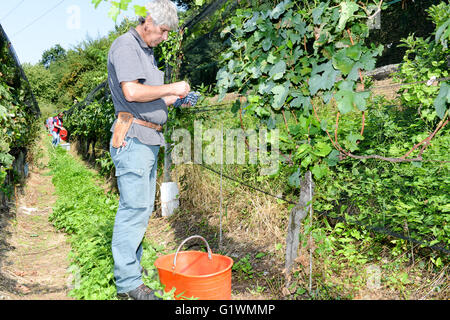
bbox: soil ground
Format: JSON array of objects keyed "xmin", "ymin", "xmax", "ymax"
[{"xmin": 0, "ymin": 133, "xmax": 73, "ymax": 300}]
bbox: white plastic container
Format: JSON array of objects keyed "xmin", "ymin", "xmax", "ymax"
[
  {"xmin": 60, "ymin": 143, "xmax": 70, "ymax": 151},
  {"xmin": 161, "ymin": 182, "xmax": 180, "ymax": 217}
]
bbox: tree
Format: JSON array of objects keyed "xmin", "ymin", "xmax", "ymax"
[
  {"xmin": 40, "ymin": 44, "xmax": 66, "ymax": 69},
  {"xmin": 22, "ymin": 63, "xmax": 57, "ymax": 103}
]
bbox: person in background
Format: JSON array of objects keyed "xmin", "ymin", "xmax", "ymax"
[
  {"xmin": 51, "ymin": 112, "xmax": 64, "ymax": 147},
  {"xmin": 45, "ymin": 116, "xmax": 54, "ymax": 134},
  {"xmin": 107, "ymin": 0, "xmax": 190, "ymax": 300}
]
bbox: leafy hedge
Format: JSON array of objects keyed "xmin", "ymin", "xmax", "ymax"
[{"xmin": 0, "ymin": 27, "xmax": 39, "ymax": 188}]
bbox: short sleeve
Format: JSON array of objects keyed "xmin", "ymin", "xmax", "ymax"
[{"xmin": 110, "ymin": 45, "xmax": 146, "ymax": 84}]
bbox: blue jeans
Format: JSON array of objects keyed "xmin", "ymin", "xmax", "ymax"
[
  {"xmin": 110, "ymin": 137, "xmax": 160, "ymax": 293},
  {"xmin": 52, "ymin": 131, "xmax": 60, "ymax": 147}
]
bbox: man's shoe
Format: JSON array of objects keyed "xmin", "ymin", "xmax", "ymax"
[{"xmin": 117, "ymin": 284, "xmax": 162, "ymax": 300}]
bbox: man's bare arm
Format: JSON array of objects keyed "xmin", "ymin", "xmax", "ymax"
[{"xmin": 121, "ymin": 80, "xmax": 190, "ymax": 103}]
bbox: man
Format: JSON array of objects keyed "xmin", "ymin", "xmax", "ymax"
[
  {"xmin": 51, "ymin": 112, "xmax": 64, "ymax": 147},
  {"xmin": 107, "ymin": 0, "xmax": 190, "ymax": 300}
]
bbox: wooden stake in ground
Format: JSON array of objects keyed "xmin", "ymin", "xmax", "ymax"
[{"xmin": 284, "ymin": 171, "xmax": 314, "ymax": 286}]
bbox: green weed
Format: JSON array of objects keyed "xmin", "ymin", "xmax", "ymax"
[{"xmin": 47, "ymin": 142, "xmax": 167, "ymax": 300}]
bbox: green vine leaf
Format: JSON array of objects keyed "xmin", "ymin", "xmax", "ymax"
[
  {"xmin": 262, "ymin": 38, "xmax": 273, "ymax": 51},
  {"xmin": 338, "ymin": 1, "xmax": 359, "ymax": 31},
  {"xmin": 335, "ymin": 91, "xmax": 354, "ymax": 113},
  {"xmin": 134, "ymin": 5, "xmax": 147, "ymax": 17},
  {"xmin": 344, "ymin": 132, "xmax": 364, "ymax": 152},
  {"xmin": 92, "ymin": 0, "xmax": 102, "ymax": 9},
  {"xmin": 108, "ymin": 5, "xmax": 121, "ymax": 22},
  {"xmin": 311, "ymin": 164, "xmax": 328, "ymax": 179},
  {"xmin": 435, "ymin": 19, "xmax": 450, "ymax": 49},
  {"xmin": 259, "ymin": 80, "xmax": 276, "ymax": 95},
  {"xmin": 354, "ymin": 91, "xmax": 371, "ymax": 111},
  {"xmin": 312, "ymin": 2, "xmax": 328, "ymax": 25},
  {"xmin": 332, "ymin": 49, "xmax": 356, "ymax": 75},
  {"xmin": 269, "ymin": 60, "xmax": 287, "ymax": 80},
  {"xmin": 309, "ymin": 61, "xmax": 341, "ymax": 95},
  {"xmin": 434, "ymin": 82, "xmax": 450, "ymax": 119},
  {"xmin": 271, "ymin": 81, "xmax": 291, "ymax": 110},
  {"xmin": 327, "ymin": 149, "xmax": 340, "ymax": 166},
  {"xmin": 216, "ymin": 68, "xmax": 233, "ymax": 91},
  {"xmin": 312, "ymin": 141, "xmax": 332, "ymax": 157},
  {"xmin": 270, "ymin": 0, "xmax": 292, "ymax": 20},
  {"xmin": 346, "ymin": 43, "xmax": 362, "ymax": 60},
  {"xmin": 334, "ymin": 80, "xmax": 370, "ymax": 113},
  {"xmin": 288, "ymin": 168, "xmax": 301, "ymax": 187},
  {"xmin": 243, "ymin": 13, "xmax": 259, "ymax": 33},
  {"xmin": 290, "ymin": 93, "xmax": 312, "ymax": 110}
]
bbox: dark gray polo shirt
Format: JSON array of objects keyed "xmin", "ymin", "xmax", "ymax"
[{"xmin": 108, "ymin": 28, "xmax": 168, "ymax": 146}]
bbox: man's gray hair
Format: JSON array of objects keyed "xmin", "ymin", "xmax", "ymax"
[{"xmin": 139, "ymin": 0, "xmax": 179, "ymax": 30}]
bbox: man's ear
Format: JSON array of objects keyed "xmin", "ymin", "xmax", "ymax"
[
  {"xmin": 145, "ymin": 15, "xmax": 155, "ymax": 27},
  {"xmin": 143, "ymin": 15, "xmax": 154, "ymax": 32}
]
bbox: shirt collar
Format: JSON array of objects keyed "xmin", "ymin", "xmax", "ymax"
[{"xmin": 129, "ymin": 27, "xmax": 154, "ymax": 53}]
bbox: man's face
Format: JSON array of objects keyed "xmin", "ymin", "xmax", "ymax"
[{"xmin": 142, "ymin": 18, "xmax": 170, "ymax": 47}]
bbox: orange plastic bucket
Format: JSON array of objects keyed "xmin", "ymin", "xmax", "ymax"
[
  {"xmin": 60, "ymin": 128, "xmax": 68, "ymax": 141},
  {"xmin": 154, "ymin": 235, "xmax": 233, "ymax": 300}
]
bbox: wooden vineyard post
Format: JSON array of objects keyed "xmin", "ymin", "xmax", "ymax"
[
  {"xmin": 284, "ymin": 171, "xmax": 314, "ymax": 289},
  {"xmin": 160, "ymin": 64, "xmax": 180, "ymax": 217},
  {"xmin": 163, "ymin": 136, "xmax": 173, "ymax": 184},
  {"xmin": 163, "ymin": 64, "xmax": 174, "ymax": 185}
]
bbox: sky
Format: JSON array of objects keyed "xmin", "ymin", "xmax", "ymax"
[{"xmin": 0, "ymin": 0, "xmax": 150, "ymax": 65}]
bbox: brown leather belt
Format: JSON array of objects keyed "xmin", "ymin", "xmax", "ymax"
[
  {"xmin": 112, "ymin": 112, "xmax": 163, "ymax": 148},
  {"xmin": 132, "ymin": 118, "xmax": 163, "ymax": 132}
]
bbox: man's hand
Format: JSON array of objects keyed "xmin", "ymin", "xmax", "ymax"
[
  {"xmin": 173, "ymin": 92, "xmax": 201, "ymax": 108},
  {"xmin": 162, "ymin": 95, "xmax": 179, "ymax": 106},
  {"xmin": 171, "ymin": 81, "xmax": 190, "ymax": 98}
]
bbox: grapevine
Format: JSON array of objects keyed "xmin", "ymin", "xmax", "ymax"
[{"xmin": 216, "ymin": 0, "xmax": 449, "ymax": 177}]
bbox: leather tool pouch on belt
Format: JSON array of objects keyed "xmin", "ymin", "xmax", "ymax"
[{"xmin": 112, "ymin": 112, "xmax": 133, "ymax": 148}]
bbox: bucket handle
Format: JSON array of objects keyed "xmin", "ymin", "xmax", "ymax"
[{"xmin": 172, "ymin": 235, "xmax": 213, "ymax": 272}]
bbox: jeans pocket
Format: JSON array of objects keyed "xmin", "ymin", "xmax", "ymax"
[
  {"xmin": 115, "ymin": 167, "xmax": 149, "ymax": 208},
  {"xmin": 110, "ymin": 137, "xmax": 134, "ymax": 160}
]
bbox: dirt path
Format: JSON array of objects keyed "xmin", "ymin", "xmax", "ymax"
[{"xmin": 0, "ymin": 134, "xmax": 73, "ymax": 300}]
